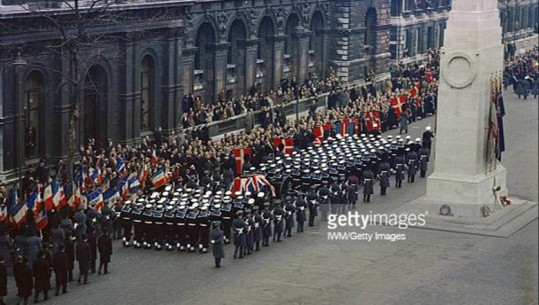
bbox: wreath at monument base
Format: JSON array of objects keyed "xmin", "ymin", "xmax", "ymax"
[
  {"xmin": 439, "ymin": 204, "xmax": 453, "ymax": 216},
  {"xmin": 500, "ymin": 196, "xmax": 512, "ymax": 206},
  {"xmin": 481, "ymin": 204, "xmax": 493, "ymax": 217}
]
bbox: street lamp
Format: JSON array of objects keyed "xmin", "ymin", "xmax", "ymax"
[{"xmin": 13, "ymin": 50, "xmax": 27, "ymax": 184}]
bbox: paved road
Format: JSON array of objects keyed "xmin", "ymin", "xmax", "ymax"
[{"xmin": 4, "ymin": 93, "xmax": 537, "ymax": 305}]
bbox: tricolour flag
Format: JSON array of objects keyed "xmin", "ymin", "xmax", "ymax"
[
  {"xmin": 35, "ymin": 198, "xmax": 48, "ymax": 230},
  {"xmin": 42, "ymin": 183, "xmax": 54, "ymax": 211},
  {"xmin": 10, "ymin": 200, "xmax": 29, "ymax": 227},
  {"xmin": 151, "ymin": 150, "xmax": 158, "ymax": 165},
  {"xmin": 68, "ymin": 183, "xmax": 82, "ymax": 211},
  {"xmin": 86, "ymin": 189, "xmax": 104, "ymax": 212},
  {"xmin": 151, "ymin": 168, "xmax": 169, "ymax": 188},
  {"xmin": 52, "ymin": 178, "xmax": 67, "ymax": 210}
]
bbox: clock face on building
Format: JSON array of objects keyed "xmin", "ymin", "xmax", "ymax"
[{"xmin": 442, "ymin": 50, "xmax": 477, "ymax": 89}]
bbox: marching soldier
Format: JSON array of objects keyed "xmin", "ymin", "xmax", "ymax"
[
  {"xmin": 394, "ymin": 151, "xmax": 405, "ymax": 188},
  {"xmin": 186, "ymin": 204, "xmax": 199, "ymax": 253},
  {"xmin": 232, "ymin": 211, "xmax": 246, "ymax": 259},
  {"xmin": 210, "ymin": 221, "xmax": 224, "ymax": 268},
  {"xmin": 295, "ymin": 196, "xmax": 306, "ymax": 232},
  {"xmin": 272, "ymin": 200, "xmax": 285, "ymax": 242},
  {"xmin": 422, "ymin": 126, "xmax": 434, "ymax": 153},
  {"xmin": 244, "ymin": 209, "xmax": 254, "ymax": 255},
  {"xmin": 175, "ymin": 205, "xmax": 188, "ymax": 251},
  {"xmin": 406, "ymin": 147, "xmax": 418, "ymax": 183},
  {"xmin": 379, "ymin": 159, "xmax": 390, "ymax": 195},
  {"xmin": 142, "ymin": 203, "xmax": 154, "ymax": 249},
  {"xmin": 306, "ymin": 186, "xmax": 319, "ymax": 226},
  {"xmin": 419, "ymin": 144, "xmax": 430, "ymax": 178},
  {"xmin": 120, "ymin": 201, "xmax": 133, "ymax": 247},
  {"xmin": 284, "ymin": 199, "xmax": 295, "ymax": 238},
  {"xmin": 132, "ymin": 200, "xmax": 144, "ymax": 248},
  {"xmin": 318, "ymin": 183, "xmax": 330, "ymax": 221},
  {"xmin": 152, "ymin": 204, "xmax": 165, "ymax": 250},
  {"xmin": 220, "ymin": 197, "xmax": 233, "ymax": 244},
  {"xmin": 261, "ymin": 202, "xmax": 273, "ymax": 247},
  {"xmin": 164, "ymin": 205, "xmax": 176, "ymax": 251},
  {"xmin": 252, "ymin": 206, "xmax": 263, "ymax": 251},
  {"xmin": 362, "ymin": 166, "xmax": 374, "ymax": 202},
  {"xmin": 197, "ymin": 206, "xmax": 210, "ymax": 253}
]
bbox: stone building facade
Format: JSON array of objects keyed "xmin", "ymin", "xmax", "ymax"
[{"xmin": 0, "ymin": 0, "xmax": 537, "ymax": 180}]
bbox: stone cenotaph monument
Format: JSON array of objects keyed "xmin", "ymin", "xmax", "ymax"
[
  {"xmin": 392, "ymin": 0, "xmax": 537, "ymax": 236},
  {"xmin": 424, "ymin": 0, "xmax": 507, "ymax": 216}
]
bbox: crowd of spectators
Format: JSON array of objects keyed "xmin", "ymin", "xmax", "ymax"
[{"xmin": 503, "ymin": 46, "xmax": 538, "ymax": 99}]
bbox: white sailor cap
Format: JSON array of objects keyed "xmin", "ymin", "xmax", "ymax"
[
  {"xmin": 200, "ymin": 206, "xmax": 208, "ymax": 211},
  {"xmin": 165, "ymin": 186, "xmax": 172, "ymax": 192},
  {"xmin": 234, "ymin": 191, "xmax": 242, "ymax": 197},
  {"xmin": 158, "ymin": 198, "xmax": 167, "ymax": 204},
  {"xmin": 214, "ymin": 204, "xmax": 221, "ymax": 209},
  {"xmin": 245, "ymin": 191, "xmax": 252, "ymax": 197},
  {"xmin": 166, "ymin": 205, "xmax": 174, "ymax": 211},
  {"xmin": 405, "ymin": 135, "xmax": 411, "ymax": 140},
  {"xmin": 161, "ymin": 192, "xmax": 169, "ymax": 197},
  {"xmin": 426, "ymin": 126, "xmax": 432, "ymax": 131},
  {"xmin": 225, "ymin": 191, "xmax": 232, "ymax": 196},
  {"xmin": 415, "ymin": 138, "xmax": 421, "ymax": 142},
  {"xmin": 124, "ymin": 200, "xmax": 132, "ymax": 205},
  {"xmin": 145, "ymin": 204, "xmax": 153, "ymax": 209},
  {"xmin": 257, "ymin": 192, "xmax": 265, "ymax": 198},
  {"xmin": 156, "ymin": 204, "xmax": 163, "ymax": 209},
  {"xmin": 150, "ymin": 192, "xmax": 160, "ymax": 199}
]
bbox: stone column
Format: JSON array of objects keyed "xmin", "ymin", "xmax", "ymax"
[
  {"xmin": 238, "ymin": 39, "xmax": 259, "ymax": 95},
  {"xmin": 209, "ymin": 43, "xmax": 229, "ymax": 101},
  {"xmin": 161, "ymin": 29, "xmax": 180, "ymax": 131},
  {"xmin": 0, "ymin": 65, "xmax": 17, "ymax": 175},
  {"xmin": 294, "ymin": 29, "xmax": 311, "ymax": 82},
  {"xmin": 118, "ymin": 37, "xmax": 137, "ymax": 143},
  {"xmin": 181, "ymin": 47, "xmax": 196, "ymax": 100},
  {"xmin": 272, "ymin": 35, "xmax": 287, "ymax": 89},
  {"xmin": 174, "ymin": 29, "xmax": 183, "ymax": 128}
]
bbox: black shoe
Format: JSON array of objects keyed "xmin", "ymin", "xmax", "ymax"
[
  {"xmin": 55, "ymin": 292, "xmax": 59, "ymax": 297},
  {"xmin": 98, "ymin": 270, "xmax": 101, "ymax": 275},
  {"xmin": 216, "ymin": 265, "xmax": 221, "ymax": 268},
  {"xmin": 233, "ymin": 255, "xmax": 237, "ymax": 259},
  {"xmin": 77, "ymin": 279, "xmax": 81, "ymax": 285}
]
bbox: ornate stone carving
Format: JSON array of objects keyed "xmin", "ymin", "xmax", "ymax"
[
  {"xmin": 216, "ymin": 12, "xmax": 228, "ymax": 37},
  {"xmin": 276, "ymin": 8, "xmax": 287, "ymax": 31},
  {"xmin": 246, "ymin": 9, "xmax": 260, "ymax": 37},
  {"xmin": 183, "ymin": 13, "xmax": 195, "ymax": 45},
  {"xmin": 301, "ymin": 3, "xmax": 311, "ymax": 25}
]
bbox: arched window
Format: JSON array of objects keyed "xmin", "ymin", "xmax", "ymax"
[
  {"xmin": 83, "ymin": 65, "xmax": 107, "ymax": 143},
  {"xmin": 141, "ymin": 55, "xmax": 154, "ymax": 132},
  {"xmin": 25, "ymin": 71, "xmax": 44, "ymax": 159},
  {"xmin": 365, "ymin": 8, "xmax": 378, "ymax": 56}
]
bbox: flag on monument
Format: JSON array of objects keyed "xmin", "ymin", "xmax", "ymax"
[{"xmin": 496, "ymin": 94, "xmax": 506, "ymax": 161}]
